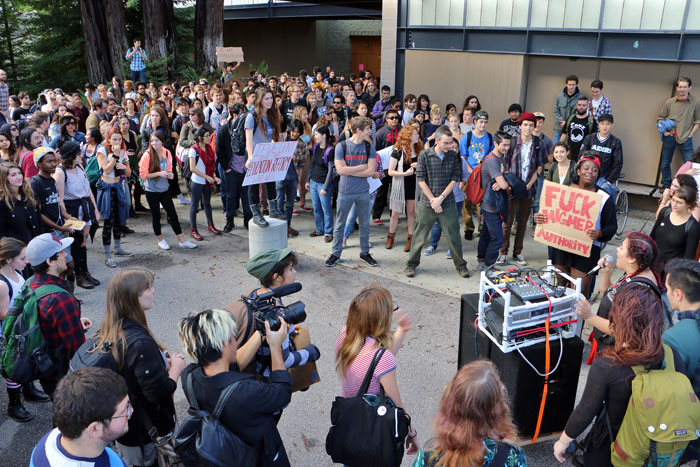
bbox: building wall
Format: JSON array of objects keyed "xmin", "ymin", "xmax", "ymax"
[
  {"xmin": 223, "ymin": 18, "xmax": 381, "ymax": 78},
  {"xmin": 403, "ymin": 50, "xmax": 698, "ymax": 188}
]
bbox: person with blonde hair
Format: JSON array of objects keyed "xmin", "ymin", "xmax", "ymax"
[
  {"xmin": 335, "ymin": 284, "xmax": 418, "ymax": 457},
  {"xmin": 178, "ymin": 308, "xmax": 292, "ymax": 466},
  {"xmin": 92, "ymin": 268, "xmax": 187, "ymax": 466},
  {"xmin": 413, "ymin": 360, "xmax": 526, "ymax": 467}
]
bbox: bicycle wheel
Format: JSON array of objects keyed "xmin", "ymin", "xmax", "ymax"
[{"xmin": 615, "ymin": 189, "xmax": 629, "ymax": 238}]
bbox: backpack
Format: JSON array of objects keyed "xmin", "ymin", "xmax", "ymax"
[
  {"xmin": 230, "ymin": 111, "xmax": 256, "ymax": 156},
  {"xmin": 0, "ymin": 281, "xmax": 66, "ymax": 384},
  {"xmin": 312, "ymin": 143, "xmax": 334, "ymax": 167},
  {"xmin": 69, "ymin": 337, "xmax": 120, "ymax": 373},
  {"xmin": 465, "ymin": 154, "xmax": 499, "ymax": 204},
  {"xmin": 181, "ymin": 148, "xmax": 199, "ymax": 181},
  {"xmin": 174, "ymin": 367, "xmax": 257, "ymax": 466},
  {"xmin": 463, "ymin": 131, "xmax": 493, "ymax": 158},
  {"xmin": 610, "ymin": 344, "xmax": 700, "ymax": 466},
  {"xmin": 84, "ymin": 145, "xmax": 103, "ymax": 185}
]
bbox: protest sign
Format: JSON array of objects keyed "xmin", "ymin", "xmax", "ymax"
[
  {"xmin": 534, "ymin": 181, "xmax": 603, "ymax": 257},
  {"xmin": 216, "ymin": 47, "xmax": 244, "ymax": 63},
  {"xmin": 242, "ymin": 141, "xmax": 297, "ymax": 186}
]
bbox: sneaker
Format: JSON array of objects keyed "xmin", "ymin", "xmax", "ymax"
[
  {"xmin": 158, "ymin": 239, "xmax": 171, "ymax": 250},
  {"xmin": 496, "ymin": 254, "xmax": 508, "ymax": 264},
  {"xmin": 299, "ymin": 204, "xmax": 313, "ymax": 212},
  {"xmin": 404, "ymin": 266, "xmax": 416, "ymax": 277},
  {"xmin": 292, "ymin": 210, "xmax": 300, "ymax": 217},
  {"xmin": 113, "ymin": 248, "xmax": 133, "ymax": 257},
  {"xmin": 477, "ymin": 262, "xmax": 485, "ymax": 272},
  {"xmin": 513, "ymin": 254, "xmax": 528, "ymax": 266},
  {"xmin": 424, "ymin": 246, "xmax": 436, "ymax": 256},
  {"xmin": 373, "ymin": 219, "xmax": 383, "ymax": 225},
  {"xmin": 325, "ymin": 254, "xmax": 340, "ymax": 267},
  {"xmin": 446, "ymin": 249, "xmax": 451, "ymax": 259},
  {"xmin": 464, "ymin": 231, "xmax": 473, "ymax": 240},
  {"xmin": 179, "ymin": 240, "xmax": 198, "ymax": 249},
  {"xmin": 360, "ymin": 253, "xmax": 378, "ymax": 267},
  {"xmin": 458, "ymin": 267, "xmax": 471, "ymax": 278},
  {"xmin": 105, "ymin": 258, "xmax": 117, "ymax": 268},
  {"xmin": 178, "ymin": 196, "xmax": 191, "ymax": 205}
]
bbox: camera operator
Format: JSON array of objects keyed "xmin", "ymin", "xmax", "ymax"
[
  {"xmin": 224, "ymin": 247, "xmax": 320, "ymax": 378},
  {"xmin": 178, "ymin": 309, "xmax": 292, "ymax": 466}
]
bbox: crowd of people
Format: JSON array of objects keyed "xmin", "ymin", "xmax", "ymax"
[{"xmin": 0, "ymin": 50, "xmax": 699, "ymax": 466}]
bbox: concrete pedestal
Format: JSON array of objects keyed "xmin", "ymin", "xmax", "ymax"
[{"xmin": 248, "ymin": 217, "xmax": 288, "ymax": 258}]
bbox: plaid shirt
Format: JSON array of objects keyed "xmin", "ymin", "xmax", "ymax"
[
  {"xmin": 503, "ymin": 135, "xmax": 545, "ymax": 199},
  {"xmin": 592, "ymin": 95, "xmax": 612, "ymax": 121},
  {"xmin": 0, "ymin": 82, "xmax": 8, "ymax": 113},
  {"xmin": 125, "ymin": 47, "xmax": 148, "ymax": 71},
  {"xmin": 31, "ymin": 273, "xmax": 85, "ymax": 375},
  {"xmin": 415, "ymin": 147, "xmax": 461, "ymax": 208}
]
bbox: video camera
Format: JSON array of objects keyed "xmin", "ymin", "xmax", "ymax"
[{"xmin": 240, "ymin": 282, "xmax": 306, "ymax": 335}]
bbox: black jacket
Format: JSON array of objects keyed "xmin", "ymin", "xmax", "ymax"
[
  {"xmin": 580, "ymin": 133, "xmax": 623, "ymax": 183},
  {"xmin": 216, "ymin": 117, "xmax": 234, "ymax": 170},
  {"xmin": 374, "ymin": 124, "xmax": 400, "ymax": 151},
  {"xmin": 0, "ymin": 196, "xmax": 44, "ymax": 243},
  {"xmin": 183, "ymin": 363, "xmax": 293, "ymax": 467},
  {"xmin": 117, "ymin": 319, "xmax": 177, "ymax": 447}
]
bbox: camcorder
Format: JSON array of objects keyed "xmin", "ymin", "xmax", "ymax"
[{"xmin": 240, "ymin": 282, "xmax": 306, "ymax": 335}]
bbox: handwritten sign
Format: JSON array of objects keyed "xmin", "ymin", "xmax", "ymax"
[
  {"xmin": 242, "ymin": 141, "xmax": 297, "ymax": 186},
  {"xmin": 216, "ymin": 47, "xmax": 244, "ymax": 63},
  {"xmin": 534, "ymin": 181, "xmax": 603, "ymax": 257}
]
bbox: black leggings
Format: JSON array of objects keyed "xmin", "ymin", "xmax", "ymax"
[
  {"xmin": 102, "ymin": 188, "xmax": 122, "ymax": 246},
  {"xmin": 70, "ymin": 236, "xmax": 88, "ymax": 275},
  {"xmin": 248, "ymin": 182, "xmax": 276, "ymax": 205},
  {"xmin": 146, "ymin": 191, "xmax": 183, "ymax": 236},
  {"xmin": 190, "ymin": 182, "xmax": 213, "ymax": 227}
]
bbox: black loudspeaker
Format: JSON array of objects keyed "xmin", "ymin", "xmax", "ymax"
[{"xmin": 458, "ymin": 294, "xmax": 584, "ymax": 437}]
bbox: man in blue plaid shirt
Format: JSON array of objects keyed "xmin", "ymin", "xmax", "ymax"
[{"xmin": 125, "ymin": 39, "xmax": 147, "ymax": 84}]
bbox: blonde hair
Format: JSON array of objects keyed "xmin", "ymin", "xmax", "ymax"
[
  {"xmin": 336, "ymin": 284, "xmax": 394, "ymax": 376},
  {"xmin": 292, "ymin": 105, "xmax": 312, "ymax": 137},
  {"xmin": 430, "ymin": 104, "xmax": 441, "ymax": 119},
  {"xmin": 178, "ymin": 309, "xmax": 238, "ymax": 365},
  {"xmin": 0, "ymin": 162, "xmax": 36, "ymax": 210}
]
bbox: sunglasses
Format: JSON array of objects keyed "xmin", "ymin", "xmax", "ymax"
[
  {"xmin": 333, "ymin": 101, "xmax": 342, "ymax": 104},
  {"xmin": 66, "ymin": 121, "xmax": 75, "ymax": 126},
  {"xmin": 386, "ymin": 116, "xmax": 399, "ymax": 120}
]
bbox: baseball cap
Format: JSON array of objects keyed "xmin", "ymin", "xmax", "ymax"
[
  {"xmin": 26, "ymin": 233, "xmax": 73, "ymax": 266},
  {"xmin": 518, "ymin": 112, "xmax": 537, "ymax": 124},
  {"xmin": 474, "ymin": 110, "xmax": 489, "ymax": 121},
  {"xmin": 598, "ymin": 113, "xmax": 614, "ymax": 123},
  {"xmin": 33, "ymin": 147, "xmax": 55, "ymax": 167},
  {"xmin": 247, "ymin": 247, "xmax": 293, "ymax": 280},
  {"xmin": 534, "ymin": 112, "xmax": 546, "ymax": 120}
]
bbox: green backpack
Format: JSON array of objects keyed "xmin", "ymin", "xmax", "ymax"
[
  {"xmin": 84, "ymin": 144, "xmax": 104, "ymax": 185},
  {"xmin": 611, "ymin": 344, "xmax": 700, "ymax": 466},
  {"xmin": 0, "ymin": 281, "xmax": 65, "ymax": 384}
]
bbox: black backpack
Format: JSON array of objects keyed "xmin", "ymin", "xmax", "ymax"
[
  {"xmin": 230, "ymin": 111, "xmax": 257, "ymax": 156},
  {"xmin": 69, "ymin": 337, "xmax": 120, "ymax": 373}
]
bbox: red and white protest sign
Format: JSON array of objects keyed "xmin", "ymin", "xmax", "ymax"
[
  {"xmin": 242, "ymin": 141, "xmax": 297, "ymax": 186},
  {"xmin": 534, "ymin": 181, "xmax": 603, "ymax": 258}
]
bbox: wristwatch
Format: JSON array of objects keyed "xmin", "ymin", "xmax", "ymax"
[{"xmin": 440, "ymin": 194, "xmax": 446, "ymax": 200}]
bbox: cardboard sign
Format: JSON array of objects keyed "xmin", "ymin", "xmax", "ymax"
[
  {"xmin": 289, "ymin": 327, "xmax": 320, "ymax": 392},
  {"xmin": 216, "ymin": 47, "xmax": 244, "ymax": 63},
  {"xmin": 242, "ymin": 141, "xmax": 297, "ymax": 186},
  {"xmin": 534, "ymin": 181, "xmax": 603, "ymax": 258}
]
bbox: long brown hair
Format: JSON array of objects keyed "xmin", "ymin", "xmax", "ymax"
[
  {"xmin": 147, "ymin": 132, "xmax": 166, "ymax": 174},
  {"xmin": 335, "ymin": 284, "xmax": 394, "ymax": 376},
  {"xmin": 0, "ymin": 162, "xmax": 36, "ymax": 209},
  {"xmin": 254, "ymin": 88, "xmax": 281, "ymax": 142},
  {"xmin": 93, "ymin": 269, "xmax": 166, "ymax": 368},
  {"xmin": 600, "ymin": 285, "xmax": 664, "ymax": 367},
  {"xmin": 393, "ymin": 125, "xmax": 423, "ymax": 165},
  {"xmin": 426, "ymin": 360, "xmax": 518, "ymax": 467}
]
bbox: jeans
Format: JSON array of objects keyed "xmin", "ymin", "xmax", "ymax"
[
  {"xmin": 309, "ymin": 179, "xmax": 333, "ymax": 235},
  {"xmin": 553, "ymin": 130, "xmax": 562, "ymax": 144},
  {"xmin": 223, "ymin": 169, "xmax": 250, "ymax": 219},
  {"xmin": 332, "ymin": 192, "xmax": 370, "ymax": 257},
  {"xmin": 532, "ymin": 172, "xmax": 546, "ymax": 217},
  {"xmin": 217, "ymin": 163, "xmax": 226, "ymax": 210},
  {"xmin": 276, "ymin": 177, "xmax": 298, "ymax": 225},
  {"xmin": 596, "ymin": 177, "xmax": 618, "ymax": 200},
  {"xmin": 407, "ymin": 202, "xmax": 466, "ymax": 271},
  {"xmin": 660, "ymin": 135, "xmax": 694, "ymax": 187},
  {"xmin": 189, "ymin": 182, "xmax": 213, "ymax": 228},
  {"xmin": 248, "ymin": 182, "xmax": 276, "ymax": 205},
  {"xmin": 478, "ymin": 210, "xmax": 504, "ymax": 266},
  {"xmin": 430, "ymin": 201, "xmax": 463, "ymax": 249},
  {"xmin": 344, "ymin": 197, "xmax": 376, "ymax": 240},
  {"xmin": 130, "ymin": 69, "xmax": 147, "ymax": 84}
]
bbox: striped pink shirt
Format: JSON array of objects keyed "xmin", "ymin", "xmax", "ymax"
[{"xmin": 335, "ymin": 327, "xmax": 397, "ymax": 397}]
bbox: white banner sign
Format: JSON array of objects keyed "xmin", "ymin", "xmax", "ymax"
[{"xmin": 242, "ymin": 141, "xmax": 297, "ymax": 186}]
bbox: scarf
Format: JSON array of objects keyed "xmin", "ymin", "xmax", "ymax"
[
  {"xmin": 194, "ymin": 143, "xmax": 216, "ymax": 185},
  {"xmin": 389, "ymin": 149, "xmax": 406, "ymax": 214}
]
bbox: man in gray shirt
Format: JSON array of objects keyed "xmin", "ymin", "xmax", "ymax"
[{"xmin": 326, "ymin": 116, "xmax": 378, "ymax": 267}]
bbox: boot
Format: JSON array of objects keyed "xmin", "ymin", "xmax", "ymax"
[
  {"xmin": 223, "ymin": 217, "xmax": 234, "ymax": 233},
  {"xmin": 403, "ymin": 234, "xmax": 413, "ymax": 252},
  {"xmin": 268, "ymin": 199, "xmax": 285, "ymax": 219},
  {"xmin": 191, "ymin": 229, "xmax": 203, "ymax": 241},
  {"xmin": 84, "ymin": 271, "xmax": 100, "ymax": 286},
  {"xmin": 22, "ymin": 381, "xmax": 50, "ymax": 402},
  {"xmin": 76, "ymin": 273, "xmax": 95, "ymax": 290},
  {"xmin": 7, "ymin": 387, "xmax": 33, "ymax": 422},
  {"xmin": 244, "ymin": 213, "xmax": 252, "ymax": 230},
  {"xmin": 250, "ymin": 205, "xmax": 268, "ymax": 227},
  {"xmin": 208, "ymin": 223, "xmax": 222, "ymax": 235},
  {"xmin": 385, "ymin": 232, "xmax": 395, "ymax": 249}
]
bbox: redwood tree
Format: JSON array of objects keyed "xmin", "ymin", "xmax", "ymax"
[
  {"xmin": 142, "ymin": 0, "xmax": 178, "ymax": 78},
  {"xmin": 104, "ymin": 0, "xmax": 128, "ymax": 81},
  {"xmin": 194, "ymin": 0, "xmax": 223, "ymax": 73},
  {"xmin": 79, "ymin": 0, "xmax": 113, "ymax": 84}
]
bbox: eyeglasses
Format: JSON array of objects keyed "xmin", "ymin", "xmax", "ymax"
[{"xmin": 111, "ymin": 400, "xmax": 133, "ymax": 420}]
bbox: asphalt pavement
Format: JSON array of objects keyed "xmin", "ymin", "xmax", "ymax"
[{"xmin": 0, "ymin": 192, "xmax": 654, "ymax": 466}]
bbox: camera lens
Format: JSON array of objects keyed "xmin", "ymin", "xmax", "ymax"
[{"xmin": 281, "ymin": 301, "xmax": 306, "ymax": 326}]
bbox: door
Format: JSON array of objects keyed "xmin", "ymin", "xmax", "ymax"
[{"xmin": 350, "ymin": 36, "xmax": 381, "ymax": 77}]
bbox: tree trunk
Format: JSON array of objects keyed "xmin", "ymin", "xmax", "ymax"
[
  {"xmin": 103, "ymin": 0, "xmax": 128, "ymax": 81},
  {"xmin": 0, "ymin": 0, "xmax": 16, "ymax": 80},
  {"xmin": 195, "ymin": 0, "xmax": 223, "ymax": 74},
  {"xmin": 79, "ymin": 0, "xmax": 113, "ymax": 84},
  {"xmin": 142, "ymin": 0, "xmax": 178, "ymax": 79}
]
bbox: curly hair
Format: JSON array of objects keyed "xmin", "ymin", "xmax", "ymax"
[
  {"xmin": 393, "ymin": 125, "xmax": 423, "ymax": 166},
  {"xmin": 426, "ymin": 360, "xmax": 518, "ymax": 467},
  {"xmin": 600, "ymin": 285, "xmax": 664, "ymax": 367}
]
